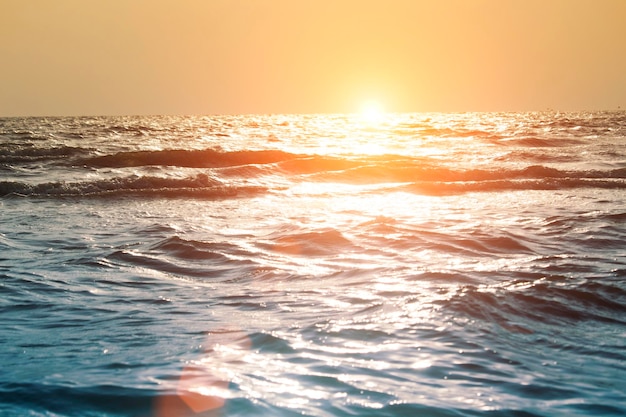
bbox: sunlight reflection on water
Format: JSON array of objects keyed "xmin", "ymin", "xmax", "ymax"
[{"xmin": 1, "ymin": 112, "xmax": 624, "ymax": 417}]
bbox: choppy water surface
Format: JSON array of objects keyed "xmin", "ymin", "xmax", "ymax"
[{"xmin": 1, "ymin": 112, "xmax": 625, "ymax": 416}]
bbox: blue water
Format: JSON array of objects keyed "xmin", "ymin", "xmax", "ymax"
[{"xmin": 1, "ymin": 112, "xmax": 625, "ymax": 416}]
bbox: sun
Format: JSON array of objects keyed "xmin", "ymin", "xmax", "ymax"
[{"xmin": 359, "ymin": 100, "xmax": 386, "ymax": 124}]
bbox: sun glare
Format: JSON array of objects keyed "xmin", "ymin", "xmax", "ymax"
[{"xmin": 359, "ymin": 100, "xmax": 385, "ymax": 124}]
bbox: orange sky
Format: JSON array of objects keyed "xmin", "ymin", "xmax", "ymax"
[{"xmin": 1, "ymin": 0, "xmax": 625, "ymax": 116}]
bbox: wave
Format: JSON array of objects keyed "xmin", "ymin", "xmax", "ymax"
[
  {"xmin": 446, "ymin": 274, "xmax": 626, "ymax": 334},
  {"xmin": 395, "ymin": 125, "xmax": 500, "ymax": 140},
  {"xmin": 319, "ymin": 163, "xmax": 626, "ymax": 191},
  {"xmin": 149, "ymin": 236, "xmax": 258, "ymax": 263},
  {"xmin": 494, "ymin": 136, "xmax": 584, "ymax": 147},
  {"xmin": 81, "ymin": 148, "xmax": 299, "ymax": 168},
  {"xmin": 150, "ymin": 236, "xmax": 236, "ymax": 261},
  {"xmin": 399, "ymin": 177, "xmax": 626, "ymax": 195},
  {"xmin": 0, "ymin": 382, "xmax": 155, "ymax": 416},
  {"xmin": 494, "ymin": 150, "xmax": 577, "ymax": 164},
  {"xmin": 2, "ymin": 163, "xmax": 624, "ymax": 198},
  {"xmin": 211, "ymin": 150, "xmax": 626, "ymax": 187},
  {"xmin": 107, "ymin": 249, "xmax": 248, "ymax": 280},
  {"xmin": 0, "ymin": 144, "xmax": 90, "ymax": 163},
  {"xmin": 259, "ymin": 229, "xmax": 357, "ymax": 256},
  {"xmin": 0, "ymin": 173, "xmax": 267, "ymax": 199}
]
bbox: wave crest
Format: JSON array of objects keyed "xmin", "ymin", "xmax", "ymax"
[
  {"xmin": 0, "ymin": 173, "xmax": 266, "ymax": 199},
  {"xmin": 81, "ymin": 148, "xmax": 298, "ymax": 168}
]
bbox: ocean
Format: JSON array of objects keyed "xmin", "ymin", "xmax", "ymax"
[{"xmin": 0, "ymin": 112, "xmax": 624, "ymax": 417}]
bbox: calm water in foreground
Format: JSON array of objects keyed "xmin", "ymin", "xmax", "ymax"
[{"xmin": 1, "ymin": 112, "xmax": 625, "ymax": 416}]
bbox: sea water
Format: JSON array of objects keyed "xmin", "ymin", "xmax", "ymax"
[{"xmin": 1, "ymin": 112, "xmax": 625, "ymax": 417}]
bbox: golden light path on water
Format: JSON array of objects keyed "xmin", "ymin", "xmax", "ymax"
[
  {"xmin": 153, "ymin": 115, "xmax": 467, "ymax": 414},
  {"xmin": 154, "ymin": 190, "xmax": 538, "ymax": 415},
  {"xmin": 66, "ymin": 111, "xmax": 621, "ymax": 416},
  {"xmin": 168, "ymin": 114, "xmax": 529, "ymax": 414}
]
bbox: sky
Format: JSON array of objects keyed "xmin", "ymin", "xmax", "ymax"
[{"xmin": 1, "ymin": 0, "xmax": 625, "ymax": 116}]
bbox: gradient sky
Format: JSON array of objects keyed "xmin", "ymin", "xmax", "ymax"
[{"xmin": 1, "ymin": 0, "xmax": 625, "ymax": 116}]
